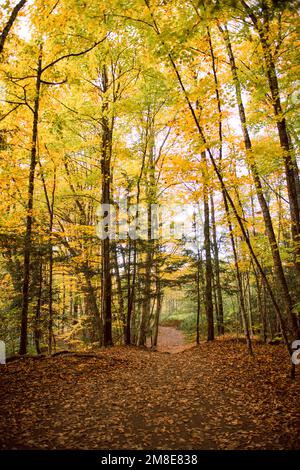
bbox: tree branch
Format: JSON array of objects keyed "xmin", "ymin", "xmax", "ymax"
[
  {"xmin": 41, "ymin": 36, "xmax": 107, "ymax": 73},
  {"xmin": 0, "ymin": 0, "xmax": 27, "ymax": 54},
  {"xmin": 40, "ymin": 78, "xmax": 67, "ymax": 85},
  {"xmin": 0, "ymin": 104, "xmax": 21, "ymax": 122}
]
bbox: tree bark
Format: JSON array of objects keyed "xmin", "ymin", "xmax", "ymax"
[
  {"xmin": 210, "ymin": 194, "xmax": 224, "ymax": 335},
  {"xmin": 127, "ymin": 111, "xmax": 151, "ymax": 345},
  {"xmin": 138, "ymin": 130, "xmax": 155, "ymax": 346},
  {"xmin": 202, "ymin": 151, "xmax": 214, "ymax": 341},
  {"xmin": 113, "ymin": 242, "xmax": 126, "ymax": 343},
  {"xmin": 34, "ymin": 261, "xmax": 43, "ymax": 355},
  {"xmin": 223, "ymin": 192, "xmax": 253, "ymax": 355},
  {"xmin": 152, "ymin": 272, "xmax": 162, "ymax": 348},
  {"xmin": 82, "ymin": 263, "xmax": 102, "ymax": 345},
  {"xmin": 19, "ymin": 44, "xmax": 42, "ymax": 355},
  {"xmin": 100, "ymin": 65, "xmax": 113, "ymax": 346}
]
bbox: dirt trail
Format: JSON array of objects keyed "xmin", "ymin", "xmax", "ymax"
[
  {"xmin": 0, "ymin": 340, "xmax": 299, "ymax": 450},
  {"xmin": 152, "ymin": 326, "xmax": 195, "ymax": 353}
]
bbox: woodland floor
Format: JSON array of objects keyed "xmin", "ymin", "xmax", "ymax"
[
  {"xmin": 146, "ymin": 325, "xmax": 194, "ymax": 353},
  {"xmin": 0, "ymin": 328, "xmax": 299, "ymax": 450}
]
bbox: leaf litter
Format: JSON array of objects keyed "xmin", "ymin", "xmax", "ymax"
[{"xmin": 0, "ymin": 338, "xmax": 299, "ymax": 450}]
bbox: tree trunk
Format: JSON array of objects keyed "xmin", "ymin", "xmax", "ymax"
[
  {"xmin": 82, "ymin": 263, "xmax": 102, "ymax": 344},
  {"xmin": 206, "ymin": 24, "xmax": 224, "ymax": 336},
  {"xmin": 254, "ymin": 267, "xmax": 267, "ymax": 343},
  {"xmin": 138, "ymin": 134, "xmax": 155, "ymax": 346},
  {"xmin": 126, "ymin": 149, "xmax": 147, "ymax": 344},
  {"xmin": 100, "ymin": 65, "xmax": 113, "ymax": 347},
  {"xmin": 19, "ymin": 44, "xmax": 42, "ymax": 355},
  {"xmin": 223, "ymin": 192, "xmax": 253, "ymax": 355},
  {"xmin": 196, "ymin": 248, "xmax": 201, "ymax": 344},
  {"xmin": 210, "ymin": 194, "xmax": 224, "ymax": 335},
  {"xmin": 153, "ymin": 272, "xmax": 162, "ymax": 348},
  {"xmin": 48, "ymin": 168, "xmax": 56, "ymax": 354},
  {"xmin": 113, "ymin": 242, "xmax": 126, "ymax": 343},
  {"xmin": 202, "ymin": 151, "xmax": 214, "ymax": 341},
  {"xmin": 126, "ymin": 232, "xmax": 133, "ymax": 345},
  {"xmin": 34, "ymin": 261, "xmax": 43, "ymax": 355}
]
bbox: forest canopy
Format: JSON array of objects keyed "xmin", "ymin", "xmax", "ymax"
[{"xmin": 0, "ymin": 0, "xmax": 299, "ymax": 365}]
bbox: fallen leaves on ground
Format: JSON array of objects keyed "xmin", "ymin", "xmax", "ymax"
[{"xmin": 0, "ymin": 337, "xmax": 299, "ymax": 450}]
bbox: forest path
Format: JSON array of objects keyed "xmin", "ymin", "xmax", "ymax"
[
  {"xmin": 0, "ymin": 340, "xmax": 299, "ymax": 450},
  {"xmin": 149, "ymin": 326, "xmax": 195, "ymax": 353}
]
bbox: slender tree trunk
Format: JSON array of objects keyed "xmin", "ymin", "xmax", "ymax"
[
  {"xmin": 138, "ymin": 215, "xmax": 152, "ymax": 346},
  {"xmin": 34, "ymin": 261, "xmax": 43, "ymax": 355},
  {"xmin": 127, "ymin": 115, "xmax": 150, "ymax": 344},
  {"xmin": 254, "ymin": 267, "xmax": 267, "ymax": 343},
  {"xmin": 19, "ymin": 44, "xmax": 42, "ymax": 355},
  {"xmin": 61, "ymin": 272, "xmax": 66, "ymax": 333},
  {"xmin": 73, "ymin": 284, "xmax": 79, "ymax": 320},
  {"xmin": 69, "ymin": 278, "xmax": 74, "ymax": 320},
  {"xmin": 113, "ymin": 243, "xmax": 126, "ymax": 343},
  {"xmin": 40, "ymin": 159, "xmax": 57, "ymax": 354},
  {"xmin": 210, "ymin": 194, "xmax": 224, "ymax": 335},
  {"xmin": 126, "ymin": 191, "xmax": 139, "ymax": 346},
  {"xmin": 223, "ymin": 193, "xmax": 253, "ymax": 355},
  {"xmin": 206, "ymin": 23, "xmax": 224, "ymax": 336},
  {"xmin": 126, "ymin": 234, "xmax": 132, "ymax": 345},
  {"xmin": 196, "ymin": 249, "xmax": 201, "ymax": 344},
  {"xmin": 48, "ymin": 168, "xmax": 56, "ymax": 354},
  {"xmin": 48, "ymin": 233, "xmax": 54, "ymax": 352},
  {"xmin": 153, "ymin": 271, "xmax": 162, "ymax": 348},
  {"xmin": 82, "ymin": 263, "xmax": 102, "ymax": 344},
  {"xmin": 138, "ymin": 132, "xmax": 155, "ymax": 346},
  {"xmin": 246, "ymin": 271, "xmax": 254, "ymax": 337},
  {"xmin": 202, "ymin": 151, "xmax": 214, "ymax": 341},
  {"xmin": 100, "ymin": 65, "xmax": 113, "ymax": 346}
]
